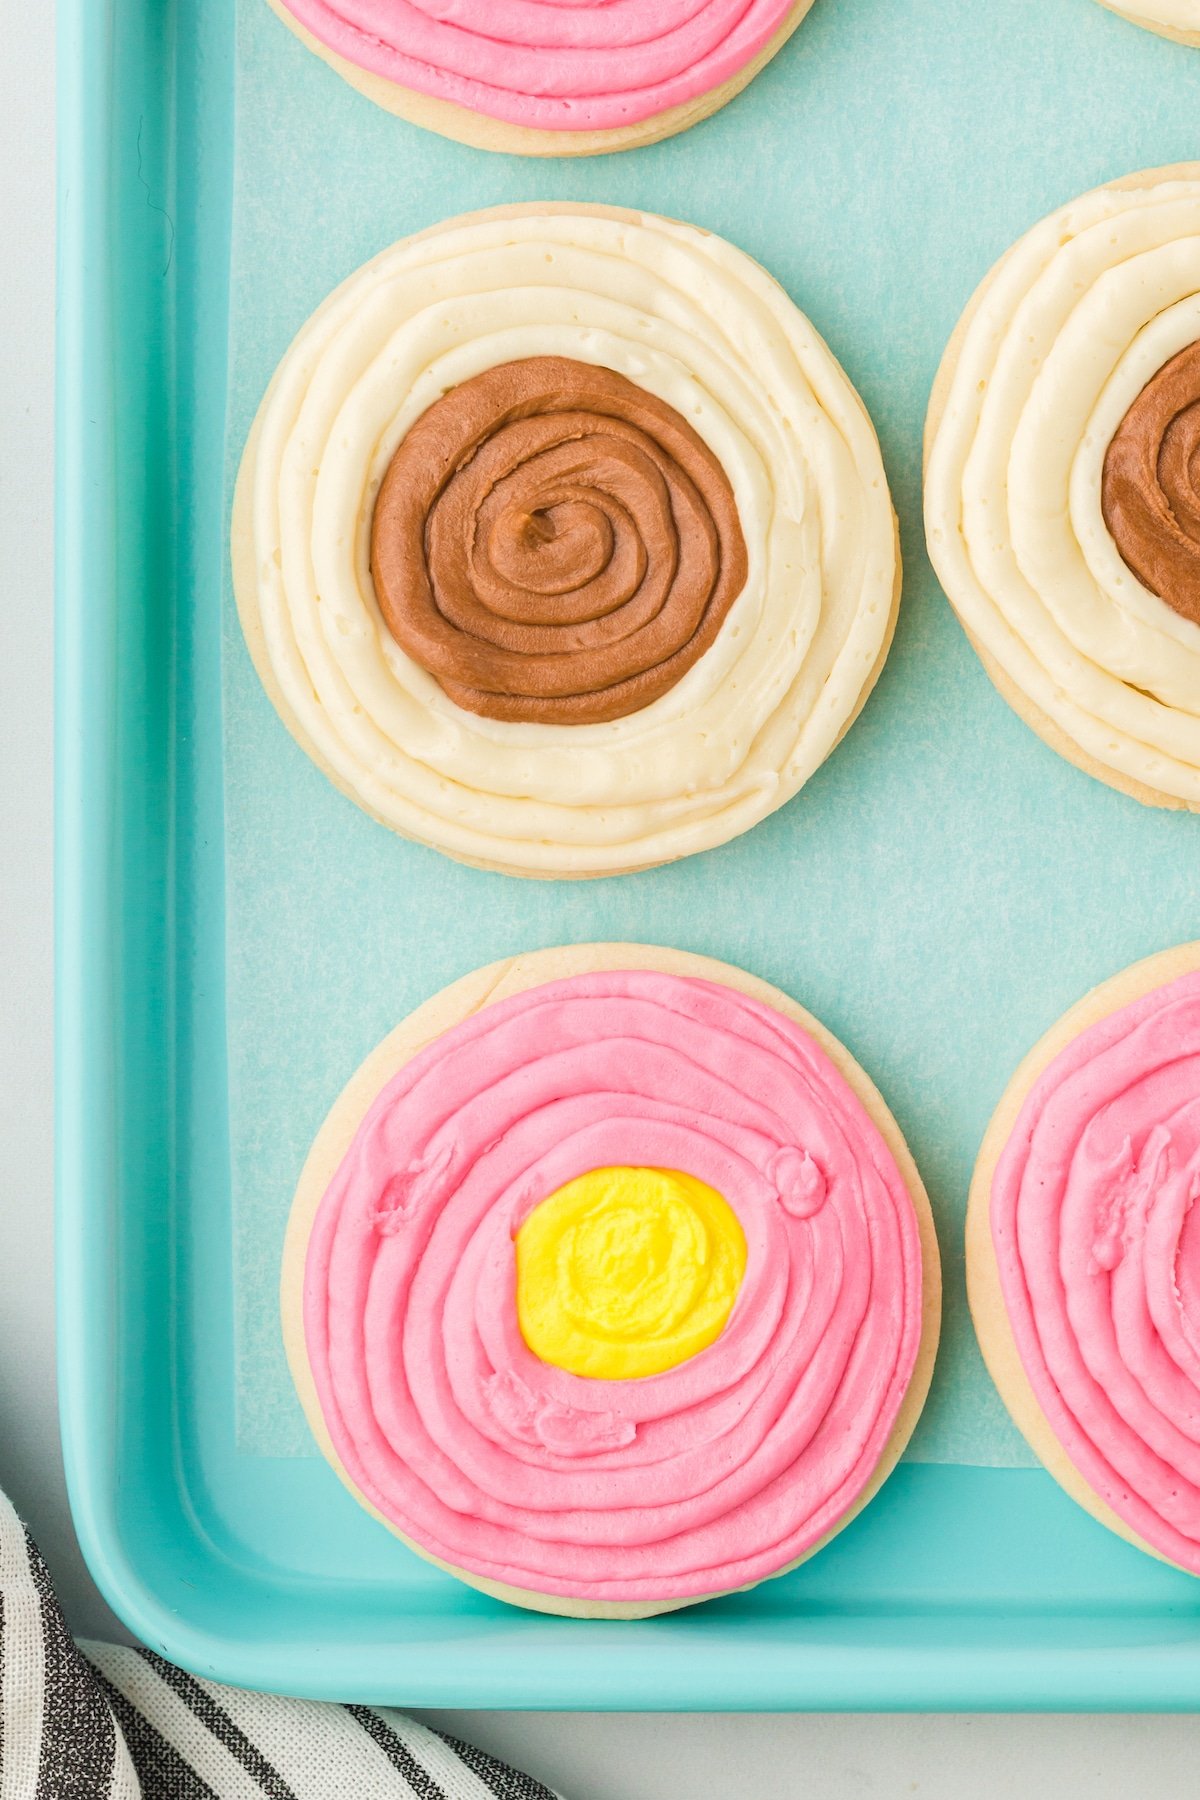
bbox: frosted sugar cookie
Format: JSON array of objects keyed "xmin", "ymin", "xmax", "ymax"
[
  {"xmin": 1093, "ymin": 1, "xmax": 1200, "ymax": 45},
  {"xmin": 234, "ymin": 204, "xmax": 900, "ymax": 879},
  {"xmin": 924, "ymin": 165, "xmax": 1200, "ymax": 810},
  {"xmin": 263, "ymin": 0, "xmax": 819, "ymax": 156},
  {"xmin": 282, "ymin": 944, "xmax": 941, "ymax": 1617},
  {"xmin": 968, "ymin": 942, "xmax": 1200, "ymax": 1573}
]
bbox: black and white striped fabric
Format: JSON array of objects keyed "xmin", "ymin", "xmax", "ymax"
[{"xmin": 0, "ymin": 1489, "xmax": 562, "ymax": 1798}]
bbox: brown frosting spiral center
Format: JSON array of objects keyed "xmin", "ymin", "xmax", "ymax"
[
  {"xmin": 1101, "ymin": 340, "xmax": 1200, "ymax": 627},
  {"xmin": 370, "ymin": 357, "xmax": 748, "ymax": 724}
]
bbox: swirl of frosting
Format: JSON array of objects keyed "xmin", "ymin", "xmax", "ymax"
[
  {"xmin": 988, "ymin": 965, "xmax": 1200, "ymax": 1573},
  {"xmin": 371, "ymin": 357, "xmax": 747, "ymax": 725},
  {"xmin": 1102, "ymin": 341, "xmax": 1200, "ymax": 625},
  {"xmin": 298, "ymin": 969, "xmax": 927, "ymax": 1604},
  {"xmin": 514, "ymin": 1165, "xmax": 748, "ymax": 1380},
  {"xmin": 233, "ymin": 205, "xmax": 897, "ymax": 876},
  {"xmin": 270, "ymin": 0, "xmax": 808, "ymax": 134},
  {"xmin": 924, "ymin": 168, "xmax": 1200, "ymax": 807}
]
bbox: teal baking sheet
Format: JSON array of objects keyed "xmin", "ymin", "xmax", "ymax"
[{"xmin": 58, "ymin": 0, "xmax": 1200, "ymax": 1707}]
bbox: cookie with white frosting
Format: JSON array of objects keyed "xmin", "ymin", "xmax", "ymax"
[
  {"xmin": 234, "ymin": 203, "xmax": 900, "ymax": 879},
  {"xmin": 282, "ymin": 943, "xmax": 941, "ymax": 1618},
  {"xmin": 1093, "ymin": 0, "xmax": 1200, "ymax": 45},
  {"xmin": 924, "ymin": 165, "xmax": 1200, "ymax": 812}
]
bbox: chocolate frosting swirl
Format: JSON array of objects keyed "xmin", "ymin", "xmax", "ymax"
[
  {"xmin": 370, "ymin": 357, "xmax": 748, "ymax": 724},
  {"xmin": 1101, "ymin": 339, "xmax": 1200, "ymax": 627}
]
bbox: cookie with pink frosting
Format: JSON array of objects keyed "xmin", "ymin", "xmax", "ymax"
[
  {"xmin": 281, "ymin": 944, "xmax": 941, "ymax": 1618},
  {"xmin": 969, "ymin": 942, "xmax": 1200, "ymax": 1573},
  {"xmin": 263, "ymin": 0, "xmax": 819, "ymax": 155}
]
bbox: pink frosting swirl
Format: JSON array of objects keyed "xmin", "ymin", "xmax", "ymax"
[
  {"xmin": 302, "ymin": 970, "xmax": 925, "ymax": 1603},
  {"xmin": 276, "ymin": 0, "xmax": 801, "ymax": 132},
  {"xmin": 992, "ymin": 968, "xmax": 1200, "ymax": 1573}
]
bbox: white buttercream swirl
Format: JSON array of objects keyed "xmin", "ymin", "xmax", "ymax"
[
  {"xmin": 235, "ymin": 205, "xmax": 896, "ymax": 876},
  {"xmin": 924, "ymin": 173, "xmax": 1200, "ymax": 806}
]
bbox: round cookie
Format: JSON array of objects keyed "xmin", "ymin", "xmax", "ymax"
[
  {"xmin": 1093, "ymin": 0, "xmax": 1200, "ymax": 45},
  {"xmin": 263, "ymin": 0, "xmax": 819, "ymax": 157},
  {"xmin": 234, "ymin": 202, "xmax": 900, "ymax": 880},
  {"xmin": 968, "ymin": 941, "xmax": 1200, "ymax": 1574},
  {"xmin": 282, "ymin": 943, "xmax": 942, "ymax": 1618},
  {"xmin": 924, "ymin": 164, "xmax": 1200, "ymax": 812}
]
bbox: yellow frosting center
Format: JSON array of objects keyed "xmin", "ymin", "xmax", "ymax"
[{"xmin": 515, "ymin": 1166, "xmax": 746, "ymax": 1380}]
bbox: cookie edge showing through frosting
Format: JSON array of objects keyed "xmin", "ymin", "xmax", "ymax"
[
  {"xmin": 262, "ymin": 0, "xmax": 820, "ymax": 157},
  {"xmin": 279, "ymin": 942, "xmax": 942, "ymax": 1619},
  {"xmin": 922, "ymin": 161, "xmax": 1200, "ymax": 815},
  {"xmin": 966, "ymin": 938, "xmax": 1200, "ymax": 1573}
]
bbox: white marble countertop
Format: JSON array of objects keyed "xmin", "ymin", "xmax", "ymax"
[{"xmin": 4, "ymin": 8, "xmax": 1198, "ymax": 1792}]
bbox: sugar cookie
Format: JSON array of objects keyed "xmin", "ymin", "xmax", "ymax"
[
  {"xmin": 968, "ymin": 942, "xmax": 1200, "ymax": 1573},
  {"xmin": 234, "ymin": 204, "xmax": 899, "ymax": 878},
  {"xmin": 1093, "ymin": 0, "xmax": 1200, "ymax": 46},
  {"xmin": 263, "ymin": 0, "xmax": 820, "ymax": 156},
  {"xmin": 924, "ymin": 165, "xmax": 1200, "ymax": 811},
  {"xmin": 282, "ymin": 944, "xmax": 941, "ymax": 1617}
]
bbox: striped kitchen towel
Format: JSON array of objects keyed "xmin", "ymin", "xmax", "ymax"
[{"xmin": 0, "ymin": 1487, "xmax": 562, "ymax": 1798}]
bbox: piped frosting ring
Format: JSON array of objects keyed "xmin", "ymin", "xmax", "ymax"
[
  {"xmin": 924, "ymin": 165, "xmax": 1200, "ymax": 810},
  {"xmin": 969, "ymin": 943, "xmax": 1200, "ymax": 1573},
  {"xmin": 234, "ymin": 204, "xmax": 899, "ymax": 878},
  {"xmin": 282, "ymin": 946, "xmax": 939, "ymax": 1616}
]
